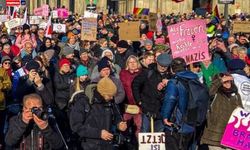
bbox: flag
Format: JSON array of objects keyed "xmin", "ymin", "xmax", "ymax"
[
  {"xmin": 11, "ymin": 6, "xmax": 18, "ymax": 19},
  {"xmin": 212, "ymin": 5, "xmax": 220, "ymax": 19},
  {"xmin": 21, "ymin": 8, "xmax": 28, "ymax": 25},
  {"xmin": 45, "ymin": 16, "xmax": 52, "ymax": 38}
]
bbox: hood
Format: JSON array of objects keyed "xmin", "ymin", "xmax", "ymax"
[{"xmin": 176, "ymin": 71, "xmax": 198, "ymax": 80}]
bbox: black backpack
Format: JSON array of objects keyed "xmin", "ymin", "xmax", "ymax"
[{"xmin": 175, "ymin": 77, "xmax": 209, "ymax": 126}]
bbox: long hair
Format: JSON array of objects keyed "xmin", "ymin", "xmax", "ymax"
[{"xmin": 125, "ymin": 55, "xmax": 141, "ymax": 70}]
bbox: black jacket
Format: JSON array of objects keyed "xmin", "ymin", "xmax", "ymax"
[
  {"xmin": 69, "ymin": 90, "xmax": 122, "ymax": 150},
  {"xmin": 132, "ymin": 63, "xmax": 171, "ymax": 117},
  {"xmin": 115, "ymin": 49, "xmax": 135, "ymax": 69},
  {"xmin": 5, "ymin": 115, "xmax": 63, "ymax": 150},
  {"xmin": 54, "ymin": 71, "xmax": 74, "ymax": 110}
]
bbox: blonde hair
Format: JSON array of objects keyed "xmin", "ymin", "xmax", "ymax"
[{"xmin": 125, "ymin": 55, "xmax": 141, "ymax": 70}]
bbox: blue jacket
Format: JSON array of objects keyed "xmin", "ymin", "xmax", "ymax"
[{"xmin": 161, "ymin": 71, "xmax": 198, "ymax": 134}]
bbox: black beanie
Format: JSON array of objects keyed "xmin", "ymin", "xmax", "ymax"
[
  {"xmin": 117, "ymin": 40, "xmax": 129, "ymax": 49},
  {"xmin": 25, "ymin": 60, "xmax": 40, "ymax": 71},
  {"xmin": 98, "ymin": 57, "xmax": 111, "ymax": 72}
]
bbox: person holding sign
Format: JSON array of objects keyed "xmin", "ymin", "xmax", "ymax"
[
  {"xmin": 200, "ymin": 73, "xmax": 242, "ymax": 150},
  {"xmin": 86, "ymin": 0, "xmax": 97, "ymax": 12}
]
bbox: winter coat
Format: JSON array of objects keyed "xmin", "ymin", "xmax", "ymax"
[
  {"xmin": 201, "ymin": 77, "xmax": 242, "ymax": 147},
  {"xmin": 132, "ymin": 63, "xmax": 171, "ymax": 117},
  {"xmin": 0, "ymin": 68, "xmax": 11, "ymax": 110},
  {"xmin": 119, "ymin": 69, "xmax": 141, "ymax": 105},
  {"xmin": 91, "ymin": 76, "xmax": 125, "ymax": 104},
  {"xmin": 90, "ymin": 64, "xmax": 121, "ymax": 80},
  {"xmin": 115, "ymin": 49, "xmax": 136, "ymax": 69},
  {"xmin": 54, "ymin": 71, "xmax": 75, "ymax": 110},
  {"xmin": 231, "ymin": 72, "xmax": 250, "ymax": 111},
  {"xmin": 212, "ymin": 51, "xmax": 232, "ymax": 73},
  {"xmin": 69, "ymin": 90, "xmax": 122, "ymax": 150},
  {"xmin": 5, "ymin": 115, "xmax": 63, "ymax": 150},
  {"xmin": 15, "ymin": 34, "xmax": 37, "ymax": 49},
  {"xmin": 161, "ymin": 71, "xmax": 198, "ymax": 134}
]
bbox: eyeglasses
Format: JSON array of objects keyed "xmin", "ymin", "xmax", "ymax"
[{"xmin": 3, "ymin": 62, "xmax": 11, "ymax": 65}]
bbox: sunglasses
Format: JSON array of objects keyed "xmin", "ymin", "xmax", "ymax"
[{"xmin": 3, "ymin": 62, "xmax": 11, "ymax": 65}]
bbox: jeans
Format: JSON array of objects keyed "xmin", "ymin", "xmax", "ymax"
[{"xmin": 141, "ymin": 113, "xmax": 164, "ymax": 133}]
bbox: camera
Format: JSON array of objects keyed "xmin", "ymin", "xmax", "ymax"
[
  {"xmin": 31, "ymin": 107, "xmax": 48, "ymax": 121},
  {"xmin": 113, "ymin": 133, "xmax": 130, "ymax": 145}
]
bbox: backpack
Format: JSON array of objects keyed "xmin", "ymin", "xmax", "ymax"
[{"xmin": 175, "ymin": 77, "xmax": 209, "ymax": 126}]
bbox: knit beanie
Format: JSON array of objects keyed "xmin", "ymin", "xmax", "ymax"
[
  {"xmin": 59, "ymin": 58, "xmax": 71, "ymax": 68},
  {"xmin": 25, "ymin": 60, "xmax": 40, "ymax": 71},
  {"xmin": 98, "ymin": 56, "xmax": 111, "ymax": 72},
  {"xmin": 44, "ymin": 49, "xmax": 55, "ymax": 61},
  {"xmin": 76, "ymin": 65, "xmax": 89, "ymax": 77},
  {"xmin": 101, "ymin": 49, "xmax": 114, "ymax": 60},
  {"xmin": 117, "ymin": 40, "xmax": 129, "ymax": 49},
  {"xmin": 1, "ymin": 56, "xmax": 11, "ymax": 64},
  {"xmin": 61, "ymin": 46, "xmax": 74, "ymax": 56},
  {"xmin": 97, "ymin": 77, "xmax": 117, "ymax": 97}
]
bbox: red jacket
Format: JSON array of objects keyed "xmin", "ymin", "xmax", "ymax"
[{"xmin": 120, "ymin": 69, "xmax": 141, "ymax": 105}]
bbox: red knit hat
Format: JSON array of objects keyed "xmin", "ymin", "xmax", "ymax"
[{"xmin": 59, "ymin": 58, "xmax": 71, "ymax": 68}]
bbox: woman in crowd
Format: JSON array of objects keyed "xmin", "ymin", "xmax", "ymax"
[{"xmin": 15, "ymin": 24, "xmax": 37, "ymax": 49}]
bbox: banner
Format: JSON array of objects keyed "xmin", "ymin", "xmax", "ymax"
[
  {"xmin": 118, "ymin": 22, "xmax": 140, "ymax": 41},
  {"xmin": 81, "ymin": 18, "xmax": 97, "ymax": 41},
  {"xmin": 5, "ymin": 18, "xmax": 21, "ymax": 29},
  {"xmin": 221, "ymin": 107, "xmax": 250, "ymax": 150},
  {"xmin": 53, "ymin": 24, "xmax": 66, "ymax": 33},
  {"xmin": 29, "ymin": 16, "xmax": 42, "ymax": 24},
  {"xmin": 6, "ymin": 0, "xmax": 20, "ymax": 7},
  {"xmin": 138, "ymin": 132, "xmax": 166, "ymax": 150},
  {"xmin": 0, "ymin": 15, "xmax": 9, "ymax": 23},
  {"xmin": 57, "ymin": 8, "xmax": 69, "ymax": 19},
  {"xmin": 34, "ymin": 4, "xmax": 49, "ymax": 17},
  {"xmin": 84, "ymin": 11, "xmax": 98, "ymax": 18},
  {"xmin": 167, "ymin": 19, "xmax": 209, "ymax": 64}
]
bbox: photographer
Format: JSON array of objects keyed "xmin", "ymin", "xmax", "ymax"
[
  {"xmin": 5, "ymin": 93, "xmax": 63, "ymax": 149},
  {"xmin": 15, "ymin": 60, "xmax": 54, "ymax": 106},
  {"xmin": 69, "ymin": 77, "xmax": 127, "ymax": 150}
]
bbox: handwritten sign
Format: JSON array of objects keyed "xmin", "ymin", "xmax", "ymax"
[
  {"xmin": 167, "ymin": 19, "xmax": 209, "ymax": 64},
  {"xmin": 5, "ymin": 18, "xmax": 21, "ymax": 29},
  {"xmin": 0, "ymin": 15, "xmax": 8, "ymax": 22},
  {"xmin": 57, "ymin": 8, "xmax": 69, "ymax": 19},
  {"xmin": 53, "ymin": 24, "xmax": 66, "ymax": 33},
  {"xmin": 34, "ymin": 4, "xmax": 49, "ymax": 16},
  {"xmin": 84, "ymin": 11, "xmax": 98, "ymax": 18},
  {"xmin": 233, "ymin": 21, "xmax": 250, "ymax": 33},
  {"xmin": 221, "ymin": 107, "xmax": 250, "ymax": 150},
  {"xmin": 81, "ymin": 18, "xmax": 97, "ymax": 41},
  {"xmin": 139, "ymin": 132, "xmax": 165, "ymax": 150},
  {"xmin": 29, "ymin": 16, "xmax": 42, "ymax": 24},
  {"xmin": 118, "ymin": 22, "xmax": 140, "ymax": 41}
]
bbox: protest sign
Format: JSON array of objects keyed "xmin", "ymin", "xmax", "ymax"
[
  {"xmin": 51, "ymin": 10, "xmax": 58, "ymax": 18},
  {"xmin": 221, "ymin": 107, "xmax": 250, "ymax": 150},
  {"xmin": 5, "ymin": 18, "xmax": 21, "ymax": 29},
  {"xmin": 57, "ymin": 8, "xmax": 69, "ymax": 19},
  {"xmin": 218, "ymin": 0, "xmax": 235, "ymax": 4},
  {"xmin": 118, "ymin": 22, "xmax": 140, "ymax": 41},
  {"xmin": 149, "ymin": 13, "xmax": 158, "ymax": 31},
  {"xmin": 233, "ymin": 21, "xmax": 250, "ymax": 33},
  {"xmin": 34, "ymin": 4, "xmax": 49, "ymax": 17},
  {"xmin": 138, "ymin": 132, "xmax": 165, "ymax": 150},
  {"xmin": 0, "ymin": 15, "xmax": 9, "ymax": 22},
  {"xmin": 81, "ymin": 18, "xmax": 97, "ymax": 41},
  {"xmin": 53, "ymin": 24, "xmax": 66, "ymax": 33},
  {"xmin": 167, "ymin": 19, "xmax": 209, "ymax": 64},
  {"xmin": 6, "ymin": 0, "xmax": 20, "ymax": 7},
  {"xmin": 29, "ymin": 16, "xmax": 42, "ymax": 24},
  {"xmin": 84, "ymin": 11, "xmax": 98, "ymax": 18}
]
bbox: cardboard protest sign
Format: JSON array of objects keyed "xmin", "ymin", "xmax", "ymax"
[
  {"xmin": 167, "ymin": 19, "xmax": 209, "ymax": 64},
  {"xmin": 81, "ymin": 18, "xmax": 97, "ymax": 41},
  {"xmin": 221, "ymin": 107, "xmax": 250, "ymax": 150},
  {"xmin": 118, "ymin": 22, "xmax": 140, "ymax": 41},
  {"xmin": 5, "ymin": 18, "xmax": 21, "ymax": 29},
  {"xmin": 149, "ymin": 13, "xmax": 157, "ymax": 31},
  {"xmin": 0, "ymin": 15, "xmax": 9, "ymax": 22},
  {"xmin": 53, "ymin": 24, "xmax": 66, "ymax": 33},
  {"xmin": 29, "ymin": 16, "xmax": 42, "ymax": 24},
  {"xmin": 34, "ymin": 4, "xmax": 49, "ymax": 17},
  {"xmin": 84, "ymin": 11, "xmax": 98, "ymax": 18},
  {"xmin": 57, "ymin": 8, "xmax": 69, "ymax": 19},
  {"xmin": 138, "ymin": 132, "xmax": 165, "ymax": 150},
  {"xmin": 233, "ymin": 21, "xmax": 250, "ymax": 33}
]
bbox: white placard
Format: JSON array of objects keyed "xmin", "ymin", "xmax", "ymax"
[
  {"xmin": 39, "ymin": 21, "xmax": 47, "ymax": 29},
  {"xmin": 53, "ymin": 24, "xmax": 66, "ymax": 33},
  {"xmin": 84, "ymin": 11, "xmax": 98, "ymax": 18},
  {"xmin": 138, "ymin": 132, "xmax": 166, "ymax": 150},
  {"xmin": 5, "ymin": 18, "xmax": 21, "ymax": 29},
  {"xmin": 51, "ymin": 10, "xmax": 58, "ymax": 18},
  {"xmin": 0, "ymin": 15, "xmax": 9, "ymax": 22},
  {"xmin": 29, "ymin": 16, "xmax": 42, "ymax": 24}
]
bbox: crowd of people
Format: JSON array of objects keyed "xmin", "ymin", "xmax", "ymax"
[{"xmin": 0, "ymin": 5, "xmax": 250, "ymax": 150}]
